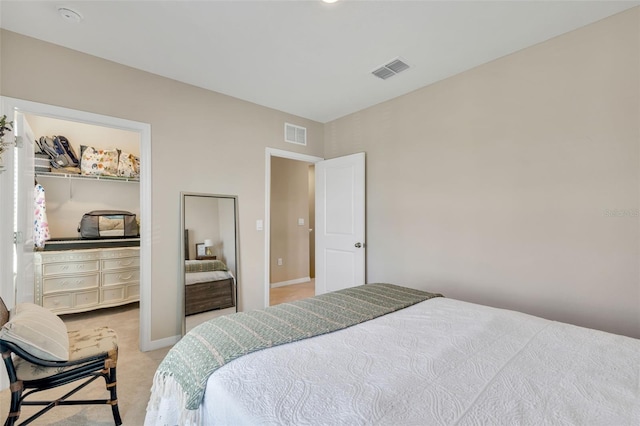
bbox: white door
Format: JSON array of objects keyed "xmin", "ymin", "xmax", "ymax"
[
  {"xmin": 315, "ymin": 152, "xmax": 365, "ymax": 295},
  {"xmin": 14, "ymin": 112, "xmax": 35, "ymax": 304}
]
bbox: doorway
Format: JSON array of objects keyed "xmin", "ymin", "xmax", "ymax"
[
  {"xmin": 269, "ymin": 156, "xmax": 314, "ymax": 305},
  {"xmin": 0, "ymin": 97, "xmax": 153, "ymax": 351},
  {"xmin": 264, "ymin": 148, "xmax": 323, "ymax": 307}
]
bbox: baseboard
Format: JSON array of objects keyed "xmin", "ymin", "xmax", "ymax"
[
  {"xmin": 270, "ymin": 276, "xmax": 311, "ymax": 288},
  {"xmin": 144, "ymin": 334, "xmax": 181, "ymax": 351}
]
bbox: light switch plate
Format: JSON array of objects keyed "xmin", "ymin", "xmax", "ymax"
[
  {"xmin": 256, "ymin": 219, "xmax": 263, "ymax": 231},
  {"xmin": 298, "ymin": 218, "xmax": 305, "ymax": 226}
]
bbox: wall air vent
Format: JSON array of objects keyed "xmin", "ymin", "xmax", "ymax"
[
  {"xmin": 284, "ymin": 123, "xmax": 307, "ymax": 146},
  {"xmin": 372, "ymin": 58, "xmax": 410, "ymax": 80}
]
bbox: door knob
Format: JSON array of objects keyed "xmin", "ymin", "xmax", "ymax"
[{"xmin": 355, "ymin": 242, "xmax": 362, "ymax": 248}]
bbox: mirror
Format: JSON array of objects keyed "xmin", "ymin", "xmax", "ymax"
[{"xmin": 181, "ymin": 192, "xmax": 239, "ymax": 334}]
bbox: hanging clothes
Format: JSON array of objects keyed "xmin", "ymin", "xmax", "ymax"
[{"xmin": 34, "ymin": 183, "xmax": 50, "ymax": 248}]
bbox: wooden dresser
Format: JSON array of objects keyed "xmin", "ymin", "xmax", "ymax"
[
  {"xmin": 34, "ymin": 247, "xmax": 140, "ymax": 314},
  {"xmin": 185, "ymin": 278, "xmax": 235, "ymax": 316}
]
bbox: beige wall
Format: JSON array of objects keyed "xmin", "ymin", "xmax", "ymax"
[
  {"xmin": 184, "ymin": 196, "xmax": 221, "ymax": 261},
  {"xmin": 2, "ymin": 7, "xmax": 639, "ymax": 342},
  {"xmin": 184, "ymin": 195, "xmax": 237, "ymax": 272},
  {"xmin": 270, "ymin": 156, "xmax": 311, "ymax": 284},
  {"xmin": 325, "ymin": 8, "xmax": 640, "ymax": 338},
  {"xmin": 0, "ymin": 29, "xmax": 324, "ymax": 341}
]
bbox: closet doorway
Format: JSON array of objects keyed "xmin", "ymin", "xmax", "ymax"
[{"xmin": 0, "ymin": 97, "xmax": 152, "ymax": 351}]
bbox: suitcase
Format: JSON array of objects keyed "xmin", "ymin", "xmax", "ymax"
[{"xmin": 78, "ymin": 210, "xmax": 139, "ymax": 239}]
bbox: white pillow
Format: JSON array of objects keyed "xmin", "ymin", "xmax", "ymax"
[{"xmin": 0, "ymin": 303, "xmax": 69, "ymax": 361}]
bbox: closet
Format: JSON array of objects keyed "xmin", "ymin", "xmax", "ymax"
[{"xmin": 27, "ymin": 114, "xmax": 141, "ymax": 315}]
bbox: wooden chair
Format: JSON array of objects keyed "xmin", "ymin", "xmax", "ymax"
[{"xmin": 0, "ymin": 297, "xmax": 121, "ymax": 425}]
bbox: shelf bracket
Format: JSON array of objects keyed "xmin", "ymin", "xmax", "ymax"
[{"xmin": 13, "ymin": 231, "xmax": 23, "ymax": 244}]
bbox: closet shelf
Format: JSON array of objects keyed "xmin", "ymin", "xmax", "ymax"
[{"xmin": 35, "ymin": 171, "xmax": 139, "ymax": 183}]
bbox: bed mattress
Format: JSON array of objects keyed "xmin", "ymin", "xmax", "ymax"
[
  {"xmin": 185, "ymin": 271, "xmax": 233, "ymax": 286},
  {"xmin": 147, "ymin": 297, "xmax": 640, "ymax": 425}
]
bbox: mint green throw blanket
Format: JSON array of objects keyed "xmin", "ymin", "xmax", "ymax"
[{"xmin": 152, "ymin": 283, "xmax": 442, "ymax": 415}]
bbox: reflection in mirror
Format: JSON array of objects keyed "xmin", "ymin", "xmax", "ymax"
[{"xmin": 181, "ymin": 192, "xmax": 239, "ymax": 334}]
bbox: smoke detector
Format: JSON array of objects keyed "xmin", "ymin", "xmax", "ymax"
[
  {"xmin": 372, "ymin": 58, "xmax": 410, "ymax": 80},
  {"xmin": 57, "ymin": 7, "xmax": 83, "ymax": 23}
]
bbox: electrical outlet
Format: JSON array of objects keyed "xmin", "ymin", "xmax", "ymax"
[{"xmin": 277, "ymin": 258, "xmax": 283, "ymax": 266}]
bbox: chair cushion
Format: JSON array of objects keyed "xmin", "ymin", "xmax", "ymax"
[
  {"xmin": 14, "ymin": 326, "xmax": 118, "ymax": 381},
  {"xmin": 0, "ymin": 303, "xmax": 69, "ymax": 361}
]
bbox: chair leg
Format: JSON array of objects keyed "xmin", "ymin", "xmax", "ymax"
[
  {"xmin": 107, "ymin": 366, "xmax": 122, "ymax": 426},
  {"xmin": 4, "ymin": 385, "xmax": 22, "ymax": 426}
]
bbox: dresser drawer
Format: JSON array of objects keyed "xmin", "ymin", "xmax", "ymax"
[
  {"xmin": 43, "ymin": 274, "xmax": 99, "ymax": 293},
  {"xmin": 102, "ymin": 257, "xmax": 140, "ymax": 271},
  {"xmin": 102, "ymin": 269, "xmax": 139, "ymax": 286},
  {"xmin": 101, "ymin": 286, "xmax": 126, "ymax": 303},
  {"xmin": 42, "ymin": 293, "xmax": 73, "ymax": 311},
  {"xmin": 43, "ymin": 260, "xmax": 100, "ymax": 277},
  {"xmin": 43, "ymin": 291, "xmax": 100, "ymax": 312},
  {"xmin": 101, "ymin": 285, "xmax": 139, "ymax": 304},
  {"xmin": 75, "ymin": 290, "xmax": 100, "ymax": 309},
  {"xmin": 101, "ymin": 248, "xmax": 139, "ymax": 259},
  {"xmin": 126, "ymin": 284, "xmax": 140, "ymax": 299},
  {"xmin": 37, "ymin": 251, "xmax": 101, "ymax": 264}
]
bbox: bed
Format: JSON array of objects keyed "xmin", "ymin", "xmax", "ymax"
[
  {"xmin": 184, "ymin": 260, "xmax": 235, "ymax": 316},
  {"xmin": 146, "ymin": 283, "xmax": 640, "ymax": 425}
]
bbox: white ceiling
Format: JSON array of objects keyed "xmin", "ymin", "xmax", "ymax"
[{"xmin": 1, "ymin": 1, "xmax": 637, "ymax": 123}]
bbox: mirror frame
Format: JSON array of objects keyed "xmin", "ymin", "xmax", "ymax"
[{"xmin": 180, "ymin": 191, "xmax": 240, "ymax": 335}]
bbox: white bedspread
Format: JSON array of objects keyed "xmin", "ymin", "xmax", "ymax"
[{"xmin": 147, "ymin": 297, "xmax": 640, "ymax": 425}]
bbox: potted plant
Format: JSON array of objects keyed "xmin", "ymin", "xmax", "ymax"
[{"xmin": 0, "ymin": 114, "xmax": 14, "ymax": 169}]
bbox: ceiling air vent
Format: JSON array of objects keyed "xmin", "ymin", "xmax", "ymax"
[
  {"xmin": 372, "ymin": 58, "xmax": 410, "ymax": 80},
  {"xmin": 285, "ymin": 123, "xmax": 307, "ymax": 146},
  {"xmin": 372, "ymin": 67, "xmax": 396, "ymax": 80}
]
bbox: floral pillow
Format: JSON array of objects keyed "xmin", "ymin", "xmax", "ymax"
[
  {"xmin": 80, "ymin": 145, "xmax": 119, "ymax": 176},
  {"xmin": 117, "ymin": 152, "xmax": 140, "ymax": 178}
]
